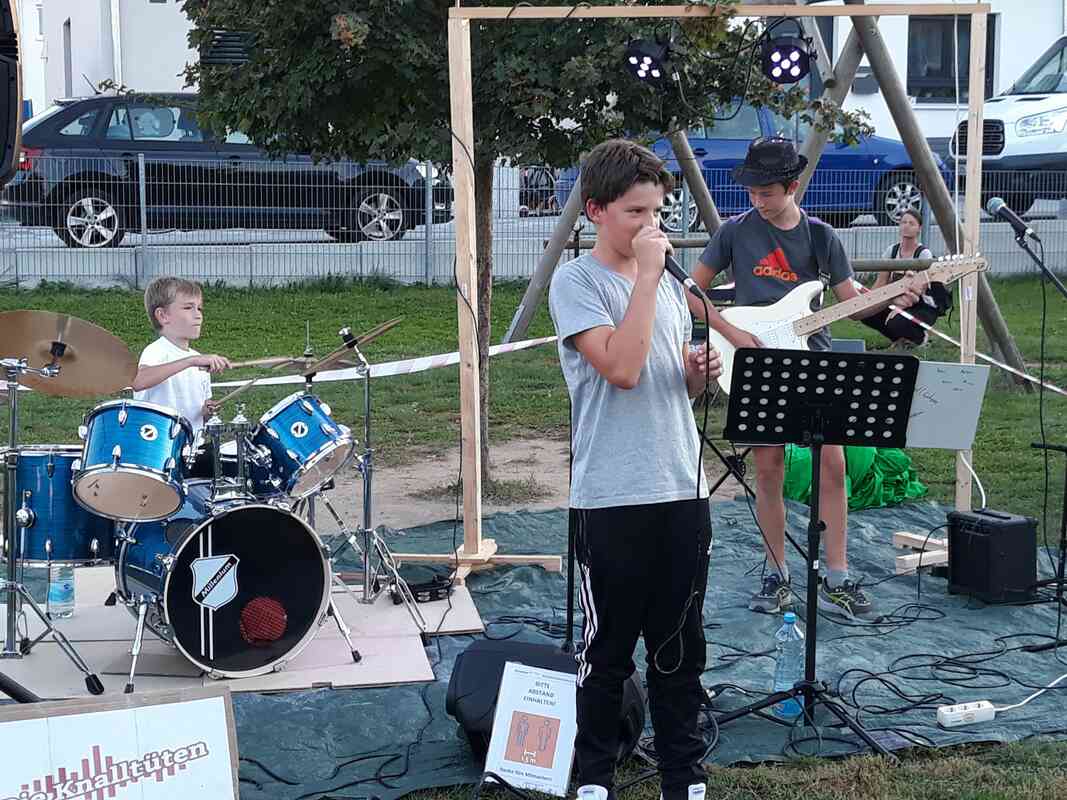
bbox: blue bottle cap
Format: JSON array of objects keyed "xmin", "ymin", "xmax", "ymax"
[{"xmin": 783, "ymin": 612, "xmax": 797, "ymax": 624}]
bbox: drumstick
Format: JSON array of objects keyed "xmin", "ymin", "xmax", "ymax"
[
  {"xmin": 215, "ymin": 375, "xmax": 266, "ymax": 406},
  {"xmin": 227, "ymin": 356, "xmax": 295, "ymax": 369}
]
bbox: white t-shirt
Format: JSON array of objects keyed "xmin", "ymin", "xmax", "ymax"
[{"xmin": 133, "ymin": 336, "xmax": 212, "ymax": 431}]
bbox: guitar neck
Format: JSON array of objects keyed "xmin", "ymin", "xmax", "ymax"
[{"xmin": 793, "ymin": 277, "xmax": 919, "ymax": 336}]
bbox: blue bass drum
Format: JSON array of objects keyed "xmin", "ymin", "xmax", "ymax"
[
  {"xmin": 115, "ymin": 481, "xmax": 331, "ymax": 678},
  {"xmin": 252, "ymin": 392, "xmax": 355, "ymax": 498},
  {"xmin": 73, "ymin": 400, "xmax": 193, "ymax": 522},
  {"xmin": 8, "ymin": 446, "xmax": 114, "ymax": 564}
]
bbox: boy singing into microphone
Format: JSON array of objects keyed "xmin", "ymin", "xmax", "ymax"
[{"xmin": 549, "ymin": 139, "xmax": 721, "ymax": 800}]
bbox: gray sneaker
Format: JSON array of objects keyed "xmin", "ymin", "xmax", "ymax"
[
  {"xmin": 749, "ymin": 573, "xmax": 792, "ymax": 613},
  {"xmin": 818, "ymin": 577, "xmax": 873, "ymax": 619}
]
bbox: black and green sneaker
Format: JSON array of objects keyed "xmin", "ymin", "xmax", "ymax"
[
  {"xmin": 818, "ymin": 577, "xmax": 873, "ymax": 619},
  {"xmin": 749, "ymin": 572, "xmax": 792, "ymax": 613}
]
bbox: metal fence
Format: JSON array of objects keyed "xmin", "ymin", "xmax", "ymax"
[{"xmin": 1, "ymin": 157, "xmax": 1064, "ymax": 289}]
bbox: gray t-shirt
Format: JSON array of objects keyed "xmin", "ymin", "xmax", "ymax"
[
  {"xmin": 698, "ymin": 210, "xmax": 853, "ymax": 351},
  {"xmin": 548, "ymin": 254, "xmax": 708, "ymax": 509}
]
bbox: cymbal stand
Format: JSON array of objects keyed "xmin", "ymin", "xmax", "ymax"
[
  {"xmin": 318, "ymin": 330, "xmax": 426, "ymax": 631},
  {"xmin": 2, "ymin": 355, "xmax": 105, "ymax": 695}
]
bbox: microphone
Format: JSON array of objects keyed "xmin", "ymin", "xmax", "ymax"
[
  {"xmin": 985, "ymin": 197, "xmax": 1040, "ymax": 242},
  {"xmin": 665, "ymin": 254, "xmax": 710, "ymax": 302}
]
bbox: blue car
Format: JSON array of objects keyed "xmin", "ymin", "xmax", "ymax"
[{"xmin": 556, "ymin": 104, "xmax": 952, "ymax": 229}]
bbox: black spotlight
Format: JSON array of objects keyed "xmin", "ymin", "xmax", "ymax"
[
  {"xmin": 761, "ymin": 35, "xmax": 812, "ymax": 84},
  {"xmin": 624, "ymin": 39, "xmax": 671, "ymax": 84}
]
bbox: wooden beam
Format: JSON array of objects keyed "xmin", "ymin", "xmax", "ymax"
[
  {"xmin": 956, "ymin": 11, "xmax": 987, "ymax": 512},
  {"xmin": 503, "ymin": 173, "xmax": 584, "ymax": 343},
  {"xmin": 668, "ymin": 129, "xmax": 723, "ymax": 234},
  {"xmin": 450, "ymin": 5, "xmax": 991, "ymax": 20},
  {"xmin": 795, "ymin": 25, "xmax": 866, "ymax": 205},
  {"xmin": 896, "ymin": 549, "xmax": 948, "ymax": 574},
  {"xmin": 447, "ymin": 17, "xmax": 484, "ymax": 555}
]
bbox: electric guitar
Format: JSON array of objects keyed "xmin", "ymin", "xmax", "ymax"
[{"xmin": 706, "ymin": 254, "xmax": 988, "ymax": 394}]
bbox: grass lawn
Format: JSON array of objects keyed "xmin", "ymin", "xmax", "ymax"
[{"xmin": 2, "ymin": 275, "xmax": 1067, "ymax": 797}]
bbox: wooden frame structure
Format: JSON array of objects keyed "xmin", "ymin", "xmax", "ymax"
[{"xmin": 445, "ymin": 3, "xmax": 991, "ymax": 568}]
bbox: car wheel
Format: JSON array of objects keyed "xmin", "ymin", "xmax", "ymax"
[
  {"xmin": 659, "ymin": 187, "xmax": 703, "ymax": 234},
  {"xmin": 876, "ymin": 171, "xmax": 924, "ymax": 226},
  {"xmin": 55, "ymin": 190, "xmax": 126, "ymax": 248},
  {"xmin": 332, "ymin": 187, "xmax": 408, "ymax": 243}
]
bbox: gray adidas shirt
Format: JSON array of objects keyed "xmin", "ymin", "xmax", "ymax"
[
  {"xmin": 699, "ymin": 210, "xmax": 853, "ymax": 351},
  {"xmin": 549, "ymin": 254, "xmax": 708, "ymax": 509}
]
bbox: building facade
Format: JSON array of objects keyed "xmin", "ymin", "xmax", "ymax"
[{"xmin": 41, "ymin": 0, "xmax": 196, "ymax": 104}]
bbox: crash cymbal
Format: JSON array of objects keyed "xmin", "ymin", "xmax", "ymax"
[
  {"xmin": 0, "ymin": 310, "xmax": 137, "ymax": 397},
  {"xmin": 302, "ymin": 317, "xmax": 403, "ymax": 377}
]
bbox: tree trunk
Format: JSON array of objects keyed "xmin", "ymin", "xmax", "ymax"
[{"xmin": 474, "ymin": 157, "xmax": 495, "ymax": 484}]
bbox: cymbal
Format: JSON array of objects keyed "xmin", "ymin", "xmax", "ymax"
[
  {"xmin": 302, "ymin": 317, "xmax": 403, "ymax": 377},
  {"xmin": 0, "ymin": 310, "xmax": 137, "ymax": 397}
]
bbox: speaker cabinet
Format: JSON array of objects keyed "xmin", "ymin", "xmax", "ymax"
[{"xmin": 948, "ymin": 509, "xmax": 1037, "ymax": 603}]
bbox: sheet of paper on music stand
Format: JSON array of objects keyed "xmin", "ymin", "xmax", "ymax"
[{"xmin": 905, "ymin": 361, "xmax": 990, "ymax": 450}]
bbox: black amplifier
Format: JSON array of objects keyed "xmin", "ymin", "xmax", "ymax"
[{"xmin": 948, "ymin": 509, "xmax": 1037, "ymax": 603}]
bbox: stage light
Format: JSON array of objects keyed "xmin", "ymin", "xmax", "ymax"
[
  {"xmin": 761, "ymin": 35, "xmax": 812, "ymax": 85},
  {"xmin": 624, "ymin": 39, "xmax": 671, "ymax": 85}
]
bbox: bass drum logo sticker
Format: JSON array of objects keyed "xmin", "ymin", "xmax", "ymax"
[{"xmin": 190, "ymin": 554, "xmax": 240, "ymax": 610}]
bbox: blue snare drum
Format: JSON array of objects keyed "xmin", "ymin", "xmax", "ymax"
[
  {"xmin": 251, "ymin": 392, "xmax": 354, "ymax": 498},
  {"xmin": 72, "ymin": 400, "xmax": 193, "ymax": 522},
  {"xmin": 8, "ymin": 446, "xmax": 114, "ymax": 564},
  {"xmin": 115, "ymin": 481, "xmax": 331, "ymax": 678}
]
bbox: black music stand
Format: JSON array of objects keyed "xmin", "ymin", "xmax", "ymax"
[{"xmin": 712, "ymin": 348, "xmax": 919, "ymax": 757}]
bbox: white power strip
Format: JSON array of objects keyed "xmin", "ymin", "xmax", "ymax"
[{"xmin": 936, "ymin": 700, "xmax": 996, "ymax": 727}]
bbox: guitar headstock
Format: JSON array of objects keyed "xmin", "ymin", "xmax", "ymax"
[{"xmin": 925, "ymin": 253, "xmax": 988, "ymax": 284}]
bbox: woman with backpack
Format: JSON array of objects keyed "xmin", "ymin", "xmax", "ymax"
[{"xmin": 861, "ymin": 208, "xmax": 952, "ymax": 346}]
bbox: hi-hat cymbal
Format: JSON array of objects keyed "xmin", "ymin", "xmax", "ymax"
[{"xmin": 0, "ymin": 310, "xmax": 137, "ymax": 396}]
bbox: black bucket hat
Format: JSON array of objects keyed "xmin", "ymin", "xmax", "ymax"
[{"xmin": 731, "ymin": 137, "xmax": 809, "ymax": 187}]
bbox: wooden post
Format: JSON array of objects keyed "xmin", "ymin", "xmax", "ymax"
[
  {"xmin": 502, "ymin": 174, "xmax": 584, "ymax": 344},
  {"xmin": 842, "ymin": 0, "xmax": 1027, "ymax": 395},
  {"xmin": 956, "ymin": 11, "xmax": 988, "ymax": 511},
  {"xmin": 447, "ymin": 18, "xmax": 485, "ymax": 556},
  {"xmin": 668, "ymin": 129, "xmax": 723, "ymax": 234},
  {"xmin": 795, "ymin": 25, "xmax": 866, "ymax": 205}
]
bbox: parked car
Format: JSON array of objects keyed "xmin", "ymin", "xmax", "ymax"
[
  {"xmin": 1, "ymin": 94, "xmax": 453, "ymax": 247},
  {"xmin": 950, "ymin": 34, "xmax": 1067, "ymax": 215},
  {"xmin": 556, "ymin": 104, "xmax": 953, "ymax": 229}
]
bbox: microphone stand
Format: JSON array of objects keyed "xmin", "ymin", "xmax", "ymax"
[{"xmin": 1012, "ymin": 233, "xmax": 1067, "ymax": 302}]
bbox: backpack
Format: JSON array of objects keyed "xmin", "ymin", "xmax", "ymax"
[{"xmin": 889, "ymin": 241, "xmax": 953, "ymax": 316}]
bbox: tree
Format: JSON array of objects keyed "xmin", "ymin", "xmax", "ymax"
[{"xmin": 181, "ymin": 0, "xmax": 870, "ymax": 483}]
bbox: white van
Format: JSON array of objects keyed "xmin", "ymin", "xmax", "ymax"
[{"xmin": 950, "ymin": 34, "xmax": 1067, "ymax": 213}]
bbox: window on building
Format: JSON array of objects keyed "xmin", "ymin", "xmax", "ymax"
[
  {"xmin": 907, "ymin": 15, "xmax": 997, "ymax": 104},
  {"xmin": 35, "ymin": 3, "xmax": 44, "ymax": 40},
  {"xmin": 58, "ymin": 109, "xmax": 100, "ymax": 137}
]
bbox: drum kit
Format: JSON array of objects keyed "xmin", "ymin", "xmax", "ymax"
[{"xmin": 1, "ymin": 310, "xmax": 422, "ymax": 698}]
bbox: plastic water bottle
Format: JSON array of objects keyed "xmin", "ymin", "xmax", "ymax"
[
  {"xmin": 771, "ymin": 611, "xmax": 804, "ymax": 720},
  {"xmin": 47, "ymin": 563, "xmax": 75, "ymax": 619}
]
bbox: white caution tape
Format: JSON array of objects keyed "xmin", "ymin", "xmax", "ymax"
[{"xmin": 213, "ymin": 335, "xmax": 558, "ymax": 389}]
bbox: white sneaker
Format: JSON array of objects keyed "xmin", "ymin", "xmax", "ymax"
[
  {"xmin": 660, "ymin": 784, "xmax": 707, "ymax": 800},
  {"xmin": 577, "ymin": 786, "xmax": 609, "ymax": 800}
]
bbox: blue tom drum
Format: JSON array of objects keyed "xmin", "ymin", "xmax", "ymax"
[
  {"xmin": 8, "ymin": 446, "xmax": 114, "ymax": 564},
  {"xmin": 251, "ymin": 392, "xmax": 355, "ymax": 498},
  {"xmin": 72, "ymin": 400, "xmax": 193, "ymax": 522}
]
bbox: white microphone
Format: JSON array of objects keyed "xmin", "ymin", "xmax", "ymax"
[
  {"xmin": 665, "ymin": 254, "xmax": 710, "ymax": 302},
  {"xmin": 985, "ymin": 197, "xmax": 1040, "ymax": 242}
]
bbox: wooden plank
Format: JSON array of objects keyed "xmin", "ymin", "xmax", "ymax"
[
  {"xmin": 893, "ymin": 531, "xmax": 948, "ymax": 551},
  {"xmin": 447, "ymin": 17, "xmax": 484, "ymax": 555},
  {"xmin": 956, "ymin": 12, "xmax": 987, "ymax": 512},
  {"xmin": 896, "ymin": 549, "xmax": 949, "ymax": 575},
  {"xmin": 450, "ymin": 5, "xmax": 991, "ymax": 20}
]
